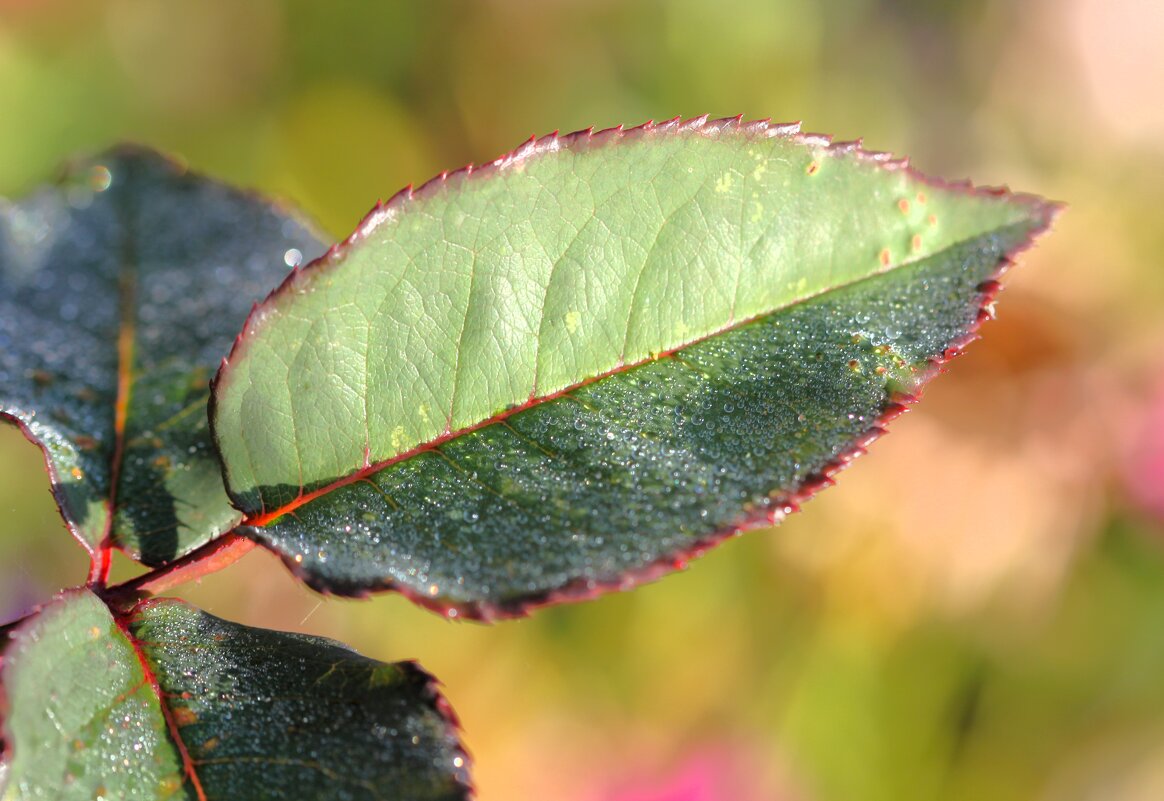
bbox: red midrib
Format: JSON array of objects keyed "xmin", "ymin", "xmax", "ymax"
[
  {"xmin": 239, "ymin": 253, "xmax": 915, "ymax": 528},
  {"xmin": 114, "ymin": 608, "xmax": 208, "ymax": 801},
  {"xmin": 241, "ymin": 335, "xmax": 697, "ymax": 527},
  {"xmin": 89, "ymin": 218, "xmax": 138, "ymax": 587}
]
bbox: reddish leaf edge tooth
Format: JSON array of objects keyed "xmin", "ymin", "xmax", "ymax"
[
  {"xmin": 240, "ymin": 212, "xmax": 1056, "ymax": 623},
  {"xmin": 418, "ymin": 665, "xmax": 476, "ymax": 801},
  {"xmin": 211, "ymin": 113, "xmax": 1062, "ymax": 520}
]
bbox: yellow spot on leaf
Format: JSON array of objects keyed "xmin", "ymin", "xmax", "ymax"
[
  {"xmin": 391, "ymin": 425, "xmax": 406, "ymax": 450},
  {"xmin": 369, "ymin": 664, "xmax": 401, "ymax": 688},
  {"xmin": 715, "ymin": 172, "xmax": 734, "ymax": 193},
  {"xmin": 565, "ymin": 311, "xmax": 581, "ymax": 334},
  {"xmin": 806, "ymin": 161, "xmax": 820, "ymax": 176},
  {"xmin": 157, "ymin": 776, "xmax": 183, "ymax": 795}
]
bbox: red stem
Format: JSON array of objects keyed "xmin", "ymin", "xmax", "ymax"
[
  {"xmin": 87, "ymin": 546, "xmax": 113, "ymax": 588},
  {"xmin": 102, "ymin": 531, "xmax": 255, "ymax": 603}
]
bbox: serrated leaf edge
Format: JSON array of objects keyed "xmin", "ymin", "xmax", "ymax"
[{"xmin": 211, "ymin": 115, "xmax": 1060, "ymax": 522}]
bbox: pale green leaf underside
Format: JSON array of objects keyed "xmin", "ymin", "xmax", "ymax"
[
  {"xmin": 0, "ymin": 591, "xmax": 183, "ymax": 800},
  {"xmin": 214, "ymin": 119, "xmax": 1037, "ymax": 511}
]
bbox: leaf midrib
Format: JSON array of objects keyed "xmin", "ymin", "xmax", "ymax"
[
  {"xmin": 114, "ymin": 603, "xmax": 208, "ymax": 801},
  {"xmin": 241, "ymin": 222, "xmax": 1029, "ymax": 528},
  {"xmin": 97, "ymin": 194, "xmax": 138, "ymax": 581}
]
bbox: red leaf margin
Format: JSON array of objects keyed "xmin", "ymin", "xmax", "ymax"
[{"xmin": 207, "ymin": 114, "xmax": 1061, "ymax": 622}]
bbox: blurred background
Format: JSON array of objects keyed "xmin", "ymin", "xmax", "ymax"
[{"xmin": 2, "ymin": 1, "xmax": 1163, "ymax": 798}]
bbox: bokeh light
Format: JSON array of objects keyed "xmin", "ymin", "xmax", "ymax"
[{"xmin": 2, "ymin": 1, "xmax": 1163, "ymax": 799}]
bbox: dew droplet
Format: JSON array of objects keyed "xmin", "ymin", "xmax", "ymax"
[{"xmin": 90, "ymin": 165, "xmax": 112, "ymax": 192}]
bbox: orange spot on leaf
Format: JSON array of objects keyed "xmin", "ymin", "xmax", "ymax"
[
  {"xmin": 172, "ymin": 706, "xmax": 198, "ymax": 727},
  {"xmin": 879, "ymin": 248, "xmax": 891, "ymax": 267},
  {"xmin": 897, "ymin": 198, "xmax": 910, "ymax": 214}
]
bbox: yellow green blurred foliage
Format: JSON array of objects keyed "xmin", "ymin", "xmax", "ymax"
[{"xmin": 2, "ymin": 1, "xmax": 1164, "ymax": 799}]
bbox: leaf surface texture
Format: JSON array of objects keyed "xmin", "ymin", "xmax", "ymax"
[{"xmin": 208, "ymin": 118, "xmax": 1056, "ymax": 614}]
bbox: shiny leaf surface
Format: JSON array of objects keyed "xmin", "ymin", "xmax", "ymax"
[
  {"xmin": 0, "ymin": 592, "xmax": 470, "ymax": 800},
  {"xmin": 0, "ymin": 148, "xmax": 325, "ymax": 565},
  {"xmin": 211, "ymin": 118, "xmax": 1056, "ymax": 616}
]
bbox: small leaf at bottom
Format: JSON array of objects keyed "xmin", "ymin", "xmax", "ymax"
[{"xmin": 0, "ymin": 591, "xmax": 470, "ymax": 800}]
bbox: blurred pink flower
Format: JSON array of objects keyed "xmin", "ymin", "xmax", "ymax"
[
  {"xmin": 598, "ymin": 746, "xmax": 792, "ymax": 801},
  {"xmin": 1123, "ymin": 379, "xmax": 1164, "ymax": 523}
]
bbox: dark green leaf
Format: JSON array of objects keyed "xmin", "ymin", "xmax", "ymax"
[
  {"xmin": 0, "ymin": 148, "xmax": 325, "ymax": 565},
  {"xmin": 211, "ymin": 118, "xmax": 1058, "ymax": 617},
  {"xmin": 0, "ymin": 591, "xmax": 470, "ymax": 800}
]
